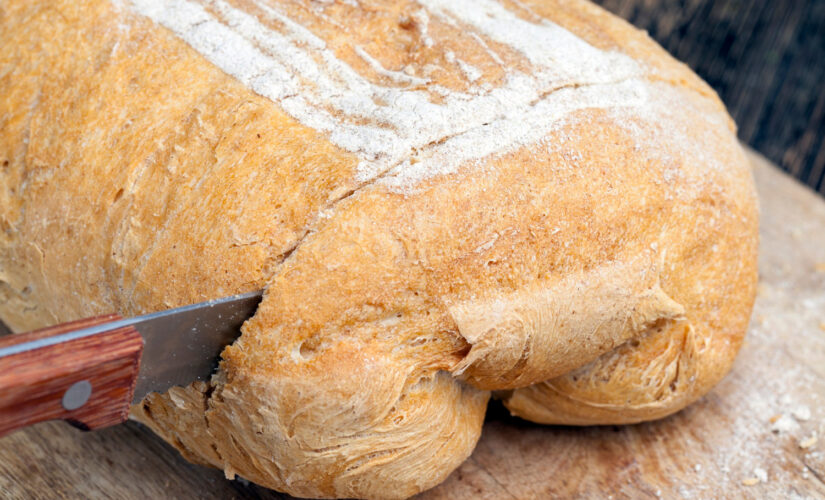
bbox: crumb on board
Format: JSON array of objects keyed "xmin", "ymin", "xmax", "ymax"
[
  {"xmin": 792, "ymin": 405, "xmax": 811, "ymax": 421},
  {"xmin": 771, "ymin": 414, "xmax": 799, "ymax": 433},
  {"xmin": 754, "ymin": 468, "xmax": 768, "ymax": 482},
  {"xmin": 815, "ymin": 262, "xmax": 825, "ymax": 272},
  {"xmin": 799, "ymin": 435, "xmax": 818, "ymax": 449},
  {"xmin": 742, "ymin": 468, "xmax": 768, "ymax": 486},
  {"xmin": 819, "ymin": 321, "xmax": 825, "ymax": 332}
]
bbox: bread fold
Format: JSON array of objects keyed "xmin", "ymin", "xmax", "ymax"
[{"xmin": 450, "ymin": 254, "xmax": 686, "ymax": 390}]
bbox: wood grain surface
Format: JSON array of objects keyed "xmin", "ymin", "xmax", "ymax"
[
  {"xmin": 0, "ymin": 150, "xmax": 823, "ymax": 498},
  {"xmin": 0, "ymin": 316, "xmax": 142, "ymax": 436},
  {"xmin": 594, "ymin": 0, "xmax": 825, "ymax": 195}
]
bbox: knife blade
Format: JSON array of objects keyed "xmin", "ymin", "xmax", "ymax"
[
  {"xmin": 0, "ymin": 290, "xmax": 263, "ymax": 436},
  {"xmin": 129, "ymin": 290, "xmax": 263, "ymax": 402}
]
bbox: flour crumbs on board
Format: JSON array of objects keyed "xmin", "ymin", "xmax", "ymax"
[{"xmin": 114, "ymin": 0, "xmax": 703, "ymax": 193}]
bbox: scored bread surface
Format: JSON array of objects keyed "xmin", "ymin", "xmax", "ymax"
[{"xmin": 0, "ymin": 0, "xmax": 758, "ymax": 498}]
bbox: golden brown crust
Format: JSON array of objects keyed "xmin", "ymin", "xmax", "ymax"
[{"xmin": 0, "ymin": 0, "xmax": 758, "ymax": 498}]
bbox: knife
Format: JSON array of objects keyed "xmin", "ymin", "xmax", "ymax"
[{"xmin": 0, "ymin": 290, "xmax": 262, "ymax": 437}]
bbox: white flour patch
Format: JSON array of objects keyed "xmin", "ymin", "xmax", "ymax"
[
  {"xmin": 455, "ymin": 58, "xmax": 481, "ymax": 82},
  {"xmin": 411, "ymin": 9, "xmax": 434, "ymax": 48},
  {"xmin": 124, "ymin": 0, "xmax": 653, "ymax": 192},
  {"xmin": 353, "ymin": 45, "xmax": 430, "ymax": 86}
]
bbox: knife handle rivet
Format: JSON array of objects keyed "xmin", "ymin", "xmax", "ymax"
[{"xmin": 62, "ymin": 380, "xmax": 92, "ymax": 411}]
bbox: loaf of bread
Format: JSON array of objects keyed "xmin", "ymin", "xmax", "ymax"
[{"xmin": 0, "ymin": 0, "xmax": 758, "ymax": 498}]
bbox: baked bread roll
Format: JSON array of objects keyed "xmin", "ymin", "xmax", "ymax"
[{"xmin": 0, "ymin": 0, "xmax": 758, "ymax": 498}]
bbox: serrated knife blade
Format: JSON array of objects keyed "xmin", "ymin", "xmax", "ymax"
[{"xmin": 0, "ymin": 290, "xmax": 263, "ymax": 404}]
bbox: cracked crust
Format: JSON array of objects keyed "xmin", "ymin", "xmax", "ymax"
[{"xmin": 0, "ymin": 0, "xmax": 757, "ymax": 498}]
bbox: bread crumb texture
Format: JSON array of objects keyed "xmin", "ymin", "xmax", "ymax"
[{"xmin": 0, "ymin": 0, "xmax": 758, "ymax": 498}]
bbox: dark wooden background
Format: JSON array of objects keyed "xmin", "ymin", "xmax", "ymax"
[{"xmin": 594, "ymin": 0, "xmax": 825, "ymax": 194}]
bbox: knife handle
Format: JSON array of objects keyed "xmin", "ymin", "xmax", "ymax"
[{"xmin": 0, "ymin": 316, "xmax": 143, "ymax": 437}]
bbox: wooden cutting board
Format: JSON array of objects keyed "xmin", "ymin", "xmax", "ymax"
[{"xmin": 0, "ymin": 150, "xmax": 823, "ymax": 499}]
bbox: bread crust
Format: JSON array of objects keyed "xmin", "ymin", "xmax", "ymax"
[{"xmin": 0, "ymin": 0, "xmax": 758, "ymax": 497}]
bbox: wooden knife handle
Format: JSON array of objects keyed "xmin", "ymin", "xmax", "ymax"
[{"xmin": 0, "ymin": 316, "xmax": 143, "ymax": 437}]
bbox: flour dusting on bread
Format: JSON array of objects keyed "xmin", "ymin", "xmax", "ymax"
[{"xmin": 125, "ymin": 0, "xmax": 649, "ymax": 191}]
